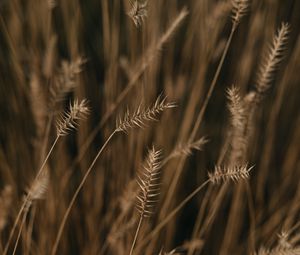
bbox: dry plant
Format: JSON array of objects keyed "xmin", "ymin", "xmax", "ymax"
[
  {"xmin": 0, "ymin": 0, "xmax": 299, "ymax": 254},
  {"xmin": 3, "ymin": 99, "xmax": 89, "ymax": 255},
  {"xmin": 51, "ymin": 95, "xmax": 175, "ymax": 255},
  {"xmin": 129, "ymin": 147, "xmax": 162, "ymax": 255}
]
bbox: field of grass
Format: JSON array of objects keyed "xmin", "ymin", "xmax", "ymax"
[{"xmin": 0, "ymin": 0, "xmax": 300, "ymax": 254}]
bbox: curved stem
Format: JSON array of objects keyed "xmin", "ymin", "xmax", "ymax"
[
  {"xmin": 137, "ymin": 180, "xmax": 210, "ymax": 250},
  {"xmin": 162, "ymin": 26, "xmax": 236, "ymax": 217},
  {"xmin": 3, "ymin": 136, "xmax": 60, "ymax": 255},
  {"xmin": 51, "ymin": 131, "xmax": 117, "ymax": 255}
]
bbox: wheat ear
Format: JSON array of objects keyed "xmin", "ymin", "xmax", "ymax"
[
  {"xmin": 3, "ymin": 99, "xmax": 89, "ymax": 255},
  {"xmin": 51, "ymin": 95, "xmax": 174, "ymax": 255},
  {"xmin": 130, "ymin": 147, "xmax": 162, "ymax": 255}
]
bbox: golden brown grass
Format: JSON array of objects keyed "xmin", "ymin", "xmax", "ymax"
[{"xmin": 0, "ymin": 0, "xmax": 299, "ymax": 254}]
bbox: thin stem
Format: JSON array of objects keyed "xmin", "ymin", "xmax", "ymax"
[
  {"xmin": 137, "ymin": 180, "xmax": 210, "ymax": 250},
  {"xmin": 51, "ymin": 130, "xmax": 117, "ymax": 255},
  {"xmin": 61, "ymin": 9, "xmax": 187, "ymax": 183},
  {"xmin": 187, "ymin": 184, "xmax": 213, "ymax": 255},
  {"xmin": 161, "ymin": 25, "xmax": 236, "ymax": 223},
  {"xmin": 40, "ymin": 113, "xmax": 53, "ymax": 163},
  {"xmin": 25, "ymin": 205, "xmax": 36, "ymax": 255},
  {"xmin": 12, "ymin": 210, "xmax": 27, "ymax": 255},
  {"xmin": 37, "ymin": 135, "xmax": 59, "ymax": 179},
  {"xmin": 3, "ymin": 202, "xmax": 26, "ymax": 255},
  {"xmin": 3, "ymin": 136, "xmax": 60, "ymax": 255},
  {"xmin": 129, "ymin": 215, "xmax": 144, "ymax": 255},
  {"xmin": 187, "ymin": 136, "xmax": 230, "ymax": 255}
]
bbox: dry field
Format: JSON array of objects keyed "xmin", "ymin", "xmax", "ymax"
[{"xmin": 0, "ymin": 0, "xmax": 300, "ymax": 254}]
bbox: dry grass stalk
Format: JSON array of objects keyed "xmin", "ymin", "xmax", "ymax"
[
  {"xmin": 255, "ymin": 232, "xmax": 300, "ymax": 255},
  {"xmin": 63, "ymin": 8, "xmax": 188, "ymax": 175},
  {"xmin": 116, "ymin": 95, "xmax": 176, "ymax": 133},
  {"xmin": 52, "ymin": 95, "xmax": 174, "ymax": 255},
  {"xmin": 50, "ymin": 57, "xmax": 86, "ymax": 106},
  {"xmin": 208, "ymin": 165, "xmax": 253, "ymax": 184},
  {"xmin": 159, "ymin": 0, "xmax": 247, "ymax": 224},
  {"xmin": 255, "ymin": 23, "xmax": 290, "ymax": 101},
  {"xmin": 166, "ymin": 137, "xmax": 208, "ymax": 160},
  {"xmin": 136, "ymin": 147, "xmax": 162, "ymax": 217},
  {"xmin": 232, "ymin": 0, "xmax": 249, "ymax": 28},
  {"xmin": 3, "ymin": 99, "xmax": 89, "ymax": 255},
  {"xmin": 56, "ymin": 99, "xmax": 90, "ymax": 136},
  {"xmin": 130, "ymin": 147, "xmax": 162, "ymax": 255},
  {"xmin": 128, "ymin": 0, "xmax": 148, "ymax": 27},
  {"xmin": 25, "ymin": 170, "xmax": 49, "ymax": 211},
  {"xmin": 226, "ymin": 86, "xmax": 249, "ymax": 164}
]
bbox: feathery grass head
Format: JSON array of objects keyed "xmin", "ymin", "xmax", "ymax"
[
  {"xmin": 25, "ymin": 170, "xmax": 49, "ymax": 211},
  {"xmin": 56, "ymin": 99, "xmax": 90, "ymax": 136},
  {"xmin": 50, "ymin": 57, "xmax": 86, "ymax": 105},
  {"xmin": 136, "ymin": 147, "xmax": 162, "ymax": 217},
  {"xmin": 208, "ymin": 164, "xmax": 253, "ymax": 184},
  {"xmin": 255, "ymin": 23, "xmax": 289, "ymax": 98},
  {"xmin": 168, "ymin": 137, "xmax": 208, "ymax": 160},
  {"xmin": 254, "ymin": 231, "xmax": 300, "ymax": 255},
  {"xmin": 128, "ymin": 0, "xmax": 148, "ymax": 27},
  {"xmin": 226, "ymin": 86, "xmax": 249, "ymax": 165},
  {"xmin": 116, "ymin": 95, "xmax": 176, "ymax": 133},
  {"xmin": 231, "ymin": 0, "xmax": 249, "ymax": 27},
  {"xmin": 227, "ymin": 86, "xmax": 246, "ymax": 129}
]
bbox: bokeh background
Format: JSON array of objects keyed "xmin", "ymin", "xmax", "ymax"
[{"xmin": 0, "ymin": 0, "xmax": 300, "ymax": 254}]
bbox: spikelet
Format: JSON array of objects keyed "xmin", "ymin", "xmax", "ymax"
[
  {"xmin": 56, "ymin": 99, "xmax": 90, "ymax": 136},
  {"xmin": 25, "ymin": 170, "xmax": 49, "ymax": 211},
  {"xmin": 254, "ymin": 232, "xmax": 300, "ymax": 255},
  {"xmin": 168, "ymin": 137, "xmax": 208, "ymax": 159},
  {"xmin": 208, "ymin": 164, "xmax": 252, "ymax": 184},
  {"xmin": 255, "ymin": 23, "xmax": 289, "ymax": 99},
  {"xmin": 50, "ymin": 57, "xmax": 86, "ymax": 105},
  {"xmin": 231, "ymin": 0, "xmax": 249, "ymax": 27},
  {"xmin": 136, "ymin": 147, "xmax": 162, "ymax": 217},
  {"xmin": 116, "ymin": 95, "xmax": 176, "ymax": 133},
  {"xmin": 128, "ymin": 0, "xmax": 148, "ymax": 27},
  {"xmin": 227, "ymin": 86, "xmax": 246, "ymax": 129},
  {"xmin": 226, "ymin": 86, "xmax": 249, "ymax": 164}
]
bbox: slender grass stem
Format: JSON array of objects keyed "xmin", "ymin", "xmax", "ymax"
[
  {"xmin": 137, "ymin": 180, "xmax": 210, "ymax": 251},
  {"xmin": 129, "ymin": 215, "xmax": 143, "ymax": 255},
  {"xmin": 12, "ymin": 210, "xmax": 27, "ymax": 255},
  {"xmin": 161, "ymin": 24, "xmax": 236, "ymax": 224},
  {"xmin": 3, "ymin": 135, "xmax": 60, "ymax": 255},
  {"xmin": 51, "ymin": 131, "xmax": 117, "ymax": 255}
]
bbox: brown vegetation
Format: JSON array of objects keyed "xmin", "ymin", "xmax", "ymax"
[{"xmin": 0, "ymin": 0, "xmax": 299, "ymax": 254}]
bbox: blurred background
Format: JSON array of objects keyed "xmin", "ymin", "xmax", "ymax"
[{"xmin": 0, "ymin": 0, "xmax": 299, "ymax": 254}]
